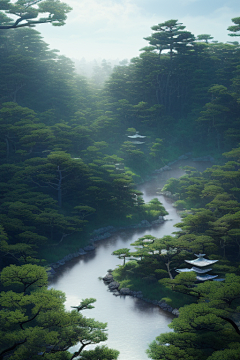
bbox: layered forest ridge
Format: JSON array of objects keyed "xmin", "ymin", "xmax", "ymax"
[{"xmin": 1, "ymin": 3, "xmax": 240, "ymax": 358}]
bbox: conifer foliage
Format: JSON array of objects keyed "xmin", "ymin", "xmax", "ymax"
[{"xmin": 1, "ymin": 10, "xmax": 240, "ymax": 360}]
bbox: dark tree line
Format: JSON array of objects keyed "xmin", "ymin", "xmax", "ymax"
[{"xmin": 105, "ymin": 18, "xmax": 240, "ymax": 156}]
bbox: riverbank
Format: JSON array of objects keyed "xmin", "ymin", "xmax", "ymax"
[
  {"xmin": 95, "ymin": 156, "xmax": 215, "ymax": 316},
  {"xmin": 139, "ymin": 153, "xmax": 215, "ymax": 184},
  {"xmin": 102, "ymin": 271, "xmax": 180, "ymax": 317},
  {"xmin": 48, "ymin": 205, "xmax": 178, "ymax": 360},
  {"xmin": 47, "ymin": 218, "xmax": 166, "ymax": 277},
  {"xmin": 48, "ymin": 156, "xmax": 214, "ymax": 305},
  {"xmin": 48, "ymin": 158, "xmax": 214, "ymax": 360},
  {"xmin": 47, "ymin": 154, "xmax": 214, "ymax": 275},
  {"xmin": 47, "ymin": 212, "xmax": 185, "ymax": 318}
]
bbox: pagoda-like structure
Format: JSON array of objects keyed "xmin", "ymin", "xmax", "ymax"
[
  {"xmin": 176, "ymin": 253, "xmax": 218, "ymax": 281},
  {"xmin": 127, "ymin": 131, "xmax": 146, "ymax": 144}
]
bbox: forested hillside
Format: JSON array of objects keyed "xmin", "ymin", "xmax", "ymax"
[
  {"xmin": 107, "ymin": 19, "xmax": 240, "ymax": 360},
  {"xmin": 143, "ymin": 148, "xmax": 240, "ymax": 359},
  {"xmin": 1, "ymin": 2, "xmax": 240, "ymax": 358},
  {"xmin": 105, "ymin": 19, "xmax": 240, "ymax": 158}
]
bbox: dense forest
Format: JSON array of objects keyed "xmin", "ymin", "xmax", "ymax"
[{"xmin": 1, "ymin": 1, "xmax": 240, "ymax": 359}]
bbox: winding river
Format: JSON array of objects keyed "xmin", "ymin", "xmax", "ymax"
[{"xmin": 49, "ymin": 160, "xmax": 211, "ymax": 359}]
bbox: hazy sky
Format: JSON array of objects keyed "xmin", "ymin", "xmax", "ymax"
[{"xmin": 39, "ymin": 0, "xmax": 240, "ymax": 61}]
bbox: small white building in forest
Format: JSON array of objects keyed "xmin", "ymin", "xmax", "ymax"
[{"xmin": 127, "ymin": 131, "xmax": 146, "ymax": 144}]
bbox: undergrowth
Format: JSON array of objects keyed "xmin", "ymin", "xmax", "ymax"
[{"xmin": 112, "ymin": 265, "xmax": 196, "ymax": 309}]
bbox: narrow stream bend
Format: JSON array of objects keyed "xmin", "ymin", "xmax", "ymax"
[{"xmin": 49, "ymin": 161, "xmax": 211, "ymax": 359}]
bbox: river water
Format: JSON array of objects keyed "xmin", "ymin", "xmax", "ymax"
[{"xmin": 49, "ymin": 160, "xmax": 211, "ymax": 359}]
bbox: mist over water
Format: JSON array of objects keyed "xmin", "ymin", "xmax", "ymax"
[{"xmin": 49, "ymin": 161, "xmax": 212, "ymax": 359}]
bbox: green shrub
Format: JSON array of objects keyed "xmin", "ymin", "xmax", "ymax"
[
  {"xmin": 174, "ymin": 200, "xmax": 187, "ymax": 209},
  {"xmin": 161, "ymin": 297, "xmax": 172, "ymax": 305},
  {"xmin": 155, "ymin": 269, "xmax": 169, "ymax": 279}
]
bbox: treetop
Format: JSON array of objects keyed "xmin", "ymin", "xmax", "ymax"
[{"xmin": 0, "ymin": 0, "xmax": 72, "ymax": 29}]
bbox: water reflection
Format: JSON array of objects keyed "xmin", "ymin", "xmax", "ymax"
[
  {"xmin": 49, "ymin": 161, "xmax": 212, "ymax": 359},
  {"xmin": 49, "ymin": 203, "xmax": 177, "ymax": 359}
]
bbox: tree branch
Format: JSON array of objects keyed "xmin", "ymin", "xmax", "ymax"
[
  {"xmin": 0, "ymin": 338, "xmax": 27, "ymax": 359},
  {"xmin": 220, "ymin": 316, "xmax": 240, "ymax": 336},
  {"xmin": 70, "ymin": 341, "xmax": 91, "ymax": 360},
  {"xmin": 24, "ymin": 0, "xmax": 43, "ymax": 10},
  {"xmin": 48, "ymin": 233, "xmax": 71, "ymax": 247},
  {"xmin": 0, "ymin": 17, "xmax": 53, "ymax": 29},
  {"xmin": 20, "ymin": 307, "xmax": 42, "ymax": 330},
  {"xmin": 31, "ymin": 178, "xmax": 49, "ymax": 188}
]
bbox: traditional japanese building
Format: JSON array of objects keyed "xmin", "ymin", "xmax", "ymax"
[
  {"xmin": 127, "ymin": 131, "xmax": 146, "ymax": 144},
  {"xmin": 176, "ymin": 253, "xmax": 219, "ymax": 281}
]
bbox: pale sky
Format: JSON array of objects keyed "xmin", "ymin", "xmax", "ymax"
[{"xmin": 38, "ymin": 0, "xmax": 240, "ymax": 61}]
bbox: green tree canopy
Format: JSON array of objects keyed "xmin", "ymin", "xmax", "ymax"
[
  {"xmin": 0, "ymin": 265, "xmax": 118, "ymax": 360},
  {"xmin": 0, "ymin": 0, "xmax": 72, "ymax": 29},
  {"xmin": 144, "ymin": 19, "xmax": 195, "ymax": 60},
  {"xmin": 228, "ymin": 17, "xmax": 240, "ymax": 36}
]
